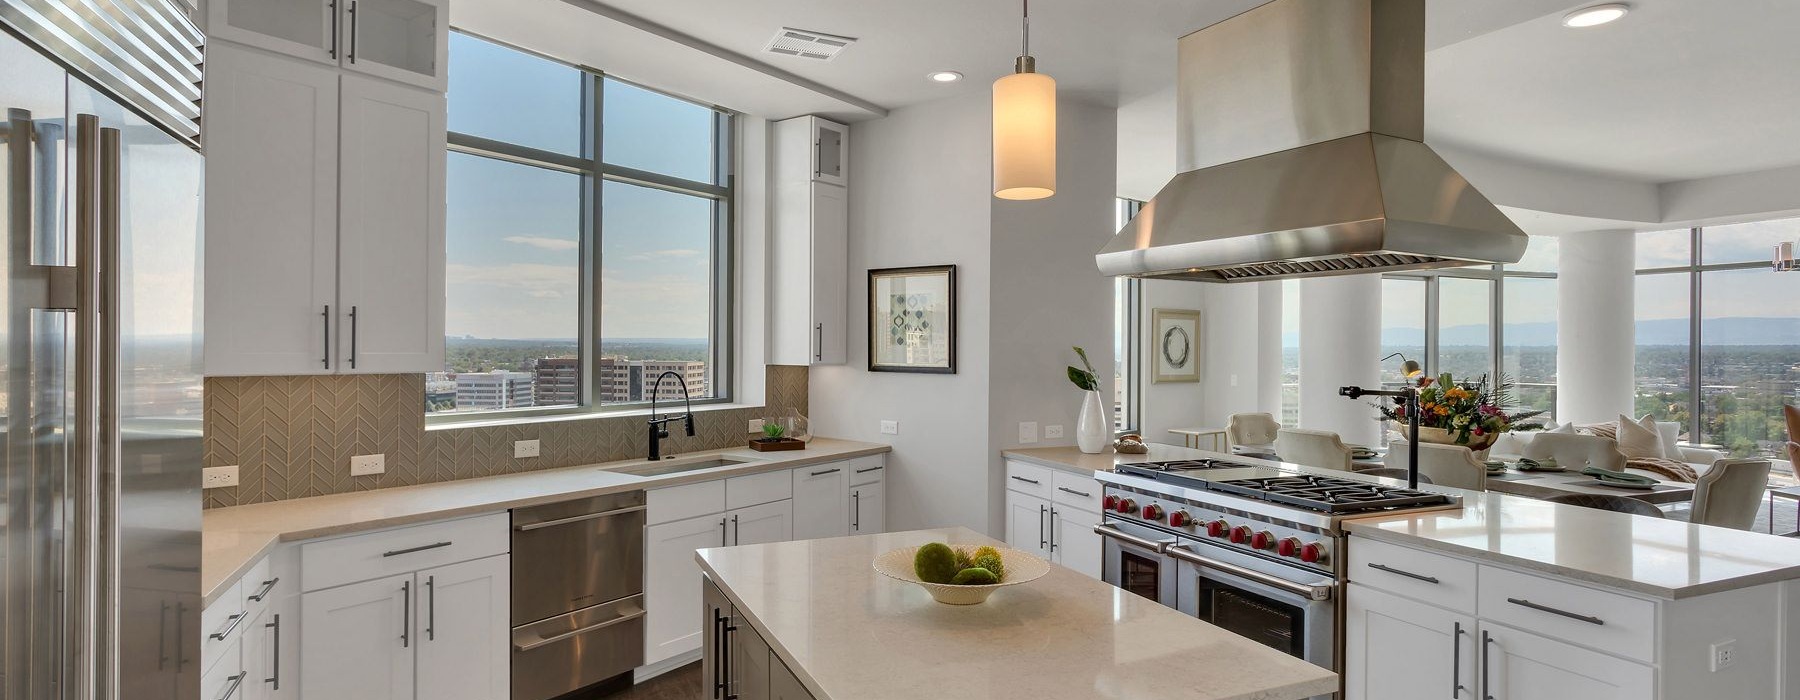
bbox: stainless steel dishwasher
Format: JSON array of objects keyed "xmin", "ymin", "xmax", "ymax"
[{"xmin": 511, "ymin": 491, "xmax": 646, "ymax": 700}]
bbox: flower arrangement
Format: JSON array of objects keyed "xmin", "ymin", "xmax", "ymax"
[{"xmin": 1372, "ymin": 373, "xmax": 1547, "ymax": 446}]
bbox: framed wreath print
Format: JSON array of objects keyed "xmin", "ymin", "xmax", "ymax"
[
  {"xmin": 868, "ymin": 265, "xmax": 957, "ymax": 374},
  {"xmin": 1151, "ymin": 308, "xmax": 1200, "ymax": 383}
]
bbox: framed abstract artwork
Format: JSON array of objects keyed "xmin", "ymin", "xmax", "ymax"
[
  {"xmin": 868, "ymin": 265, "xmax": 957, "ymax": 374},
  {"xmin": 1151, "ymin": 308, "xmax": 1200, "ymax": 383}
]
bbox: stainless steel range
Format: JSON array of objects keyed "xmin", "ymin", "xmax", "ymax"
[{"xmin": 1094, "ymin": 459, "xmax": 1460, "ymax": 691}]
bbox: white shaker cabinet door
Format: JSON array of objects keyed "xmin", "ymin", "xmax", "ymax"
[
  {"xmin": 807, "ymin": 182, "xmax": 847, "ymax": 365},
  {"xmin": 645, "ymin": 514, "xmax": 728, "ymax": 666},
  {"xmin": 335, "ymin": 74, "xmax": 445, "ymax": 374},
  {"xmin": 207, "ymin": 0, "xmax": 337, "ymax": 66},
  {"xmin": 1345, "ymin": 583, "xmax": 1474, "ymax": 700},
  {"xmin": 202, "ymin": 42, "xmax": 339, "ymax": 376},
  {"xmin": 1004, "ymin": 491, "xmax": 1051, "ymax": 560},
  {"xmin": 414, "ymin": 555, "xmax": 510, "ymax": 700},
  {"xmin": 730, "ymin": 499, "xmax": 793, "ymax": 547},
  {"xmin": 1051, "ymin": 506, "xmax": 1102, "ymax": 580},
  {"xmin": 849, "ymin": 480, "xmax": 884, "ymax": 535},
  {"xmin": 1478, "ymin": 622, "xmax": 1653, "ymax": 700},
  {"xmin": 301, "ymin": 573, "xmax": 416, "ymax": 700},
  {"xmin": 791, "ymin": 463, "xmax": 848, "ymax": 541}
]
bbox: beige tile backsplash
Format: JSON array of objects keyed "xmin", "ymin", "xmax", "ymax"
[{"xmin": 203, "ymin": 365, "xmax": 809, "ymax": 508}]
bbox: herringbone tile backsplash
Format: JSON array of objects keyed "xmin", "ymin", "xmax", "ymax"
[{"xmin": 203, "ymin": 365, "xmax": 809, "ymax": 508}]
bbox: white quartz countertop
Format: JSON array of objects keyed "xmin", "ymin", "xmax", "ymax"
[
  {"xmin": 1006, "ymin": 444, "xmax": 1800, "ymax": 599},
  {"xmin": 201, "ymin": 438, "xmax": 889, "ymax": 606},
  {"xmin": 696, "ymin": 527, "xmax": 1338, "ymax": 700}
]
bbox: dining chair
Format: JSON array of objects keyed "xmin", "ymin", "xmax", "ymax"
[
  {"xmin": 1385, "ymin": 440, "xmax": 1487, "ymax": 491},
  {"xmin": 1227, "ymin": 413, "xmax": 1282, "ymax": 451},
  {"xmin": 1275, "ymin": 428, "xmax": 1353, "ymax": 472},
  {"xmin": 1543, "ymin": 493, "xmax": 1666, "ymax": 518},
  {"xmin": 1689, "ymin": 459, "xmax": 1773, "ymax": 530},
  {"xmin": 1521, "ymin": 432, "xmax": 1628, "ymax": 473},
  {"xmin": 1356, "ymin": 467, "xmax": 1433, "ymax": 485}
]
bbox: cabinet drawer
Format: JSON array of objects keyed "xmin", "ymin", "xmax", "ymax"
[
  {"xmin": 1050, "ymin": 471, "xmax": 1102, "ymax": 513},
  {"xmin": 848, "ymin": 455, "xmax": 886, "ymax": 486},
  {"xmin": 240, "ymin": 555, "xmax": 278, "ymax": 623},
  {"xmin": 300, "ymin": 512, "xmax": 508, "ymax": 592},
  {"xmin": 203, "ymin": 578, "xmax": 249, "ymax": 673},
  {"xmin": 1004, "ymin": 460, "xmax": 1053, "ymax": 500},
  {"xmin": 726, "ymin": 469, "xmax": 791, "ymax": 510},
  {"xmin": 201, "ymin": 637, "xmax": 247, "ymax": 700},
  {"xmin": 649, "ymin": 480, "xmax": 727, "ymax": 524},
  {"xmin": 1478, "ymin": 566, "xmax": 1656, "ymax": 662},
  {"xmin": 1347, "ymin": 537, "xmax": 1477, "ymax": 614}
]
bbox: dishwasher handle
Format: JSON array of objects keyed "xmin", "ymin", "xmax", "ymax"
[
  {"xmin": 514, "ymin": 504, "xmax": 647, "ymax": 532},
  {"xmin": 514, "ymin": 604, "xmax": 646, "ymax": 652}
]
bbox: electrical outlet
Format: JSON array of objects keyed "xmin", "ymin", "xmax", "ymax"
[
  {"xmin": 1044, "ymin": 424, "xmax": 1065, "ymax": 439},
  {"xmin": 1711, "ymin": 640, "xmax": 1737, "ymax": 671},
  {"xmin": 879, "ymin": 420, "xmax": 899, "ymax": 435},
  {"xmin": 350, "ymin": 453, "xmax": 385, "ymax": 476},
  {"xmin": 202, "ymin": 465, "xmax": 239, "ymax": 489},
  {"xmin": 748, "ymin": 418, "xmax": 766, "ymax": 433},
  {"xmin": 1019, "ymin": 421, "xmax": 1039, "ymax": 444},
  {"xmin": 513, "ymin": 439, "xmax": 540, "ymax": 458}
]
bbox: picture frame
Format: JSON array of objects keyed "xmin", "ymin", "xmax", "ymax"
[
  {"xmin": 1151, "ymin": 308, "xmax": 1200, "ymax": 383},
  {"xmin": 868, "ymin": 265, "xmax": 957, "ymax": 374}
]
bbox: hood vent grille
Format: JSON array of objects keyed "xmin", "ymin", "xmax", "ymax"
[{"xmin": 1206, "ymin": 254, "xmax": 1449, "ymax": 282}]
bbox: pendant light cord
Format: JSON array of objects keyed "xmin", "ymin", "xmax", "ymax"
[{"xmin": 1021, "ymin": 0, "xmax": 1030, "ymax": 57}]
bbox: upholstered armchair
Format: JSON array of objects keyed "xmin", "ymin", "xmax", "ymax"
[
  {"xmin": 1689, "ymin": 459, "xmax": 1773, "ymax": 530},
  {"xmin": 1227, "ymin": 412, "xmax": 1282, "ymax": 449},
  {"xmin": 1386, "ymin": 439, "xmax": 1488, "ymax": 491},
  {"xmin": 1275, "ymin": 428, "xmax": 1353, "ymax": 472}
]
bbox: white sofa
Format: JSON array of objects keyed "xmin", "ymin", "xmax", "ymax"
[{"xmin": 1488, "ymin": 421, "xmax": 1727, "ymax": 480}]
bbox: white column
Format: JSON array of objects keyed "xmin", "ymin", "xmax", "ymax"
[
  {"xmin": 1299, "ymin": 275, "xmax": 1382, "ymax": 445},
  {"xmin": 1557, "ymin": 230, "xmax": 1637, "ymax": 424}
]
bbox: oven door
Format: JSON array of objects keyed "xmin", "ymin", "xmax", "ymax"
[
  {"xmin": 1169, "ymin": 538, "xmax": 1336, "ymax": 671},
  {"xmin": 1095, "ymin": 518, "xmax": 1180, "ymax": 609}
]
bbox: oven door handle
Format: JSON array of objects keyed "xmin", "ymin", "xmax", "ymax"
[
  {"xmin": 1165, "ymin": 545, "xmax": 1334, "ymax": 602},
  {"xmin": 1091, "ymin": 523, "xmax": 1171, "ymax": 553}
]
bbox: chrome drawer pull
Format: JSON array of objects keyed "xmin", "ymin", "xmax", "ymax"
[
  {"xmin": 854, "ymin": 465, "xmax": 884, "ymax": 474},
  {"xmin": 514, "ymin": 505, "xmax": 647, "ymax": 531},
  {"xmin": 1057, "ymin": 486, "xmax": 1092, "ymax": 498},
  {"xmin": 809, "ymin": 468, "xmax": 840, "ymax": 477},
  {"xmin": 209, "ymin": 612, "xmax": 245, "ymax": 641},
  {"xmin": 247, "ymin": 577, "xmax": 279, "ymax": 602},
  {"xmin": 217, "ymin": 672, "xmax": 246, "ymax": 700},
  {"xmin": 515, "ymin": 607, "xmax": 647, "ymax": 652},
  {"xmin": 1010, "ymin": 475, "xmax": 1040, "ymax": 485},
  {"xmin": 1506, "ymin": 597, "xmax": 1604, "ymax": 626},
  {"xmin": 1367, "ymin": 562, "xmax": 1439, "ymax": 584},
  {"xmin": 383, "ymin": 541, "xmax": 452, "ymax": 557}
]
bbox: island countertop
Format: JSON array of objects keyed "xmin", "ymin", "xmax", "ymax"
[{"xmin": 696, "ymin": 527, "xmax": 1337, "ymax": 700}]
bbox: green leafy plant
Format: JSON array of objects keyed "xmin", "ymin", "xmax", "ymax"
[
  {"xmin": 1067, "ymin": 346, "xmax": 1099, "ymax": 392},
  {"xmin": 760, "ymin": 422, "xmax": 786, "ymax": 440}
]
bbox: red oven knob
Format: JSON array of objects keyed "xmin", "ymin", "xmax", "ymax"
[
  {"xmin": 1251, "ymin": 531, "xmax": 1275, "ymax": 550},
  {"xmin": 1229, "ymin": 526, "xmax": 1252, "ymax": 544},
  {"xmin": 1115, "ymin": 498, "xmax": 1137, "ymax": 514},
  {"xmin": 1168, "ymin": 510, "xmax": 1192, "ymax": 528},
  {"xmin": 1277, "ymin": 537, "xmax": 1302, "ymax": 558},
  {"xmin": 1140, "ymin": 504, "xmax": 1164, "ymax": 521},
  {"xmin": 1206, "ymin": 520, "xmax": 1229, "ymax": 538},
  {"xmin": 1102, "ymin": 495, "xmax": 1119, "ymax": 511},
  {"xmin": 1300, "ymin": 542, "xmax": 1327, "ymax": 564}
]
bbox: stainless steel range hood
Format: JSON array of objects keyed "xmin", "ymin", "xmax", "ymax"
[{"xmin": 1097, "ymin": 0, "xmax": 1526, "ymax": 282}]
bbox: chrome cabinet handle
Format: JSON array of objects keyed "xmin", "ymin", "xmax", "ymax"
[
  {"xmin": 855, "ymin": 465, "xmax": 884, "ymax": 474},
  {"xmin": 1048, "ymin": 507, "xmax": 1058, "ymax": 552},
  {"xmin": 722, "ymin": 616, "xmax": 739, "ymax": 700},
  {"xmin": 1038, "ymin": 505, "xmax": 1047, "ymax": 548},
  {"xmin": 383, "ymin": 541, "xmax": 452, "ymax": 557},
  {"xmin": 813, "ymin": 139, "xmax": 822, "ymax": 177},
  {"xmin": 247, "ymin": 577, "xmax": 279, "ymax": 602},
  {"xmin": 809, "ymin": 468, "xmax": 840, "ymax": 477},
  {"xmin": 264, "ymin": 614, "xmax": 282, "ymax": 689},
  {"xmin": 514, "ymin": 605, "xmax": 645, "ymax": 652},
  {"xmin": 732, "ymin": 515, "xmax": 740, "ymax": 545},
  {"xmin": 328, "ymin": 0, "xmax": 338, "ymax": 58},
  {"xmin": 1505, "ymin": 597, "xmax": 1604, "ymax": 626},
  {"xmin": 514, "ymin": 504, "xmax": 646, "ymax": 531},
  {"xmin": 1057, "ymin": 486, "xmax": 1092, "ymax": 498},
  {"xmin": 347, "ymin": 0, "xmax": 358, "ymax": 63},
  {"xmin": 1367, "ymin": 562, "xmax": 1440, "ymax": 584},
  {"xmin": 1452, "ymin": 622, "xmax": 1466, "ymax": 697},
  {"xmin": 719, "ymin": 518, "xmax": 728, "ymax": 547},
  {"xmin": 814, "ymin": 323, "xmax": 823, "ymax": 361},
  {"xmin": 217, "ymin": 672, "xmax": 247, "ymax": 700},
  {"xmin": 209, "ymin": 612, "xmax": 245, "ymax": 641},
  {"xmin": 321, "ymin": 304, "xmax": 330, "ymax": 368},
  {"xmin": 1481, "ymin": 630, "xmax": 1494, "ymax": 700},
  {"xmin": 347, "ymin": 305, "xmax": 358, "ymax": 368},
  {"xmin": 400, "ymin": 580, "xmax": 410, "ymax": 648},
  {"xmin": 852, "ymin": 490, "xmax": 861, "ymax": 531},
  {"xmin": 425, "ymin": 576, "xmax": 435, "ymax": 641},
  {"xmin": 711, "ymin": 608, "xmax": 726, "ymax": 698},
  {"xmin": 1166, "ymin": 544, "xmax": 1334, "ymax": 601},
  {"xmin": 1010, "ymin": 475, "xmax": 1040, "ymax": 485}
]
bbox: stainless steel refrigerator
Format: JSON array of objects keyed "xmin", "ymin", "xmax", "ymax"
[{"xmin": 0, "ymin": 1, "xmax": 205, "ymax": 698}]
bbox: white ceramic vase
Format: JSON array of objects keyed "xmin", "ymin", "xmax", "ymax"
[{"xmin": 1076, "ymin": 390, "xmax": 1109, "ymax": 454}]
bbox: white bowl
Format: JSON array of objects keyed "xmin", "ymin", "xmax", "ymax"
[{"xmin": 872, "ymin": 545, "xmax": 1050, "ymax": 605}]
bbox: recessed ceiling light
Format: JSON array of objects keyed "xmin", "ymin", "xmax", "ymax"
[
  {"xmin": 927, "ymin": 71, "xmax": 963, "ymax": 83},
  {"xmin": 1562, "ymin": 3, "xmax": 1629, "ymax": 28}
]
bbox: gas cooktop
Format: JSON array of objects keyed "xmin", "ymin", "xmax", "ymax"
[
  {"xmin": 1117, "ymin": 459, "xmax": 1258, "ymax": 473},
  {"xmin": 1210, "ymin": 475, "xmax": 1451, "ymax": 514}
]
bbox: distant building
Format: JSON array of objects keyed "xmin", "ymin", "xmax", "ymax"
[
  {"xmin": 599, "ymin": 357, "xmax": 706, "ymax": 403},
  {"xmin": 455, "ymin": 371, "xmax": 535, "ymax": 410},
  {"xmin": 533, "ymin": 357, "xmax": 581, "ymax": 406}
]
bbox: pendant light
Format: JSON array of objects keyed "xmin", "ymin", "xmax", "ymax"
[{"xmin": 992, "ymin": 0, "xmax": 1055, "ymax": 200}]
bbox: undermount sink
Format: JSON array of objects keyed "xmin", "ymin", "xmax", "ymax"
[{"xmin": 614, "ymin": 457, "xmax": 756, "ymax": 477}]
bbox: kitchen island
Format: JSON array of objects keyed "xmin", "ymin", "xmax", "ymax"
[{"xmin": 696, "ymin": 527, "xmax": 1337, "ymax": 700}]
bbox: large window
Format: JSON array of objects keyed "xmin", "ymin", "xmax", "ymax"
[
  {"xmin": 432, "ymin": 33, "xmax": 733, "ymax": 417},
  {"xmin": 1280, "ymin": 279, "xmax": 1301, "ymax": 427},
  {"xmin": 1113, "ymin": 199, "xmax": 1142, "ymax": 433},
  {"xmin": 1637, "ymin": 220, "xmax": 1800, "ymax": 457}
]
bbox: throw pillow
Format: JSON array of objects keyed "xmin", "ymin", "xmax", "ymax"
[
  {"xmin": 1548, "ymin": 422, "xmax": 1577, "ymax": 434},
  {"xmin": 1615, "ymin": 414, "xmax": 1665, "ymax": 461},
  {"xmin": 1654, "ymin": 422, "xmax": 1685, "ymax": 461}
]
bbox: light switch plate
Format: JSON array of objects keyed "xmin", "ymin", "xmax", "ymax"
[
  {"xmin": 202, "ymin": 465, "xmax": 239, "ymax": 489},
  {"xmin": 1019, "ymin": 421, "xmax": 1039, "ymax": 444},
  {"xmin": 879, "ymin": 420, "xmax": 899, "ymax": 435},
  {"xmin": 1044, "ymin": 425, "xmax": 1065, "ymax": 439},
  {"xmin": 350, "ymin": 454, "xmax": 385, "ymax": 476},
  {"xmin": 514, "ymin": 439, "xmax": 540, "ymax": 458}
]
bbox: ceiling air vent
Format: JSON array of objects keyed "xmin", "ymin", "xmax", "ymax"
[{"xmin": 763, "ymin": 27, "xmax": 856, "ymax": 61}]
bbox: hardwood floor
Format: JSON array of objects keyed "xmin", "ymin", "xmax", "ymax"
[{"xmin": 608, "ymin": 662, "xmax": 703, "ymax": 699}]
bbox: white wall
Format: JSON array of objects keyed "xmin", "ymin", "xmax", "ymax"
[
  {"xmin": 1137, "ymin": 280, "xmax": 1205, "ymax": 443},
  {"xmin": 1298, "ymin": 275, "xmax": 1383, "ymax": 445},
  {"xmin": 809, "ymin": 92, "xmax": 994, "ymax": 534},
  {"xmin": 1557, "ymin": 230, "xmax": 1637, "ymax": 424}
]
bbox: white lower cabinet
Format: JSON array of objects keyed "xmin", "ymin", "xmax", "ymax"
[
  {"xmin": 1345, "ymin": 583, "xmax": 1474, "ymax": 700},
  {"xmin": 302, "ymin": 573, "xmax": 416, "ymax": 700},
  {"xmin": 644, "ymin": 495, "xmax": 793, "ymax": 666},
  {"xmin": 414, "ymin": 556, "xmax": 511, "ymax": 700},
  {"xmin": 1480, "ymin": 622, "xmax": 1654, "ymax": 700},
  {"xmin": 1005, "ymin": 490, "xmax": 1052, "ymax": 560},
  {"xmin": 791, "ymin": 463, "xmax": 849, "ymax": 540},
  {"xmin": 1050, "ymin": 506, "xmax": 1102, "ymax": 580},
  {"xmin": 849, "ymin": 480, "xmax": 884, "ymax": 535},
  {"xmin": 730, "ymin": 500, "xmax": 794, "ymax": 547},
  {"xmin": 1004, "ymin": 467, "xmax": 1103, "ymax": 578},
  {"xmin": 244, "ymin": 592, "xmax": 300, "ymax": 700}
]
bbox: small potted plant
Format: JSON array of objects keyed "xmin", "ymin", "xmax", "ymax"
[{"xmin": 749, "ymin": 419, "xmax": 805, "ymax": 452}]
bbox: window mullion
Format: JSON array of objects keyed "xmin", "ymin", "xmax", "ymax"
[
  {"xmin": 1688, "ymin": 226, "xmax": 1703, "ymax": 443},
  {"xmin": 584, "ymin": 70, "xmax": 605, "ymax": 409}
]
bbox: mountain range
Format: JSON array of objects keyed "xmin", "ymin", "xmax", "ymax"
[{"xmin": 1283, "ymin": 317, "xmax": 1800, "ymax": 347}]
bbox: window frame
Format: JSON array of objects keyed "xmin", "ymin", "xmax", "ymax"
[
  {"xmin": 1114, "ymin": 198, "xmax": 1144, "ymax": 435},
  {"xmin": 1379, "ymin": 250, "xmax": 1558, "ymax": 401},
  {"xmin": 432, "ymin": 32, "xmax": 736, "ymax": 424}
]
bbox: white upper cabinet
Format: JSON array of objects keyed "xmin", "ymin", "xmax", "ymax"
[
  {"xmin": 207, "ymin": 0, "xmax": 447, "ymax": 90},
  {"xmin": 770, "ymin": 116, "xmax": 849, "ymax": 366},
  {"xmin": 336, "ymin": 75, "xmax": 446, "ymax": 374},
  {"xmin": 203, "ymin": 42, "xmax": 340, "ymax": 376},
  {"xmin": 811, "ymin": 118, "xmax": 848, "ymax": 187}
]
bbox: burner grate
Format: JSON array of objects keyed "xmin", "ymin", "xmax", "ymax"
[
  {"xmin": 1118, "ymin": 459, "xmax": 1257, "ymax": 473},
  {"xmin": 1209, "ymin": 475, "xmax": 1450, "ymax": 514}
]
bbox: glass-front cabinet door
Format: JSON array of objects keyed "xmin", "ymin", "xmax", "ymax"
[
  {"xmin": 208, "ymin": 0, "xmax": 338, "ymax": 64},
  {"xmin": 344, "ymin": 0, "xmax": 448, "ymax": 90}
]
